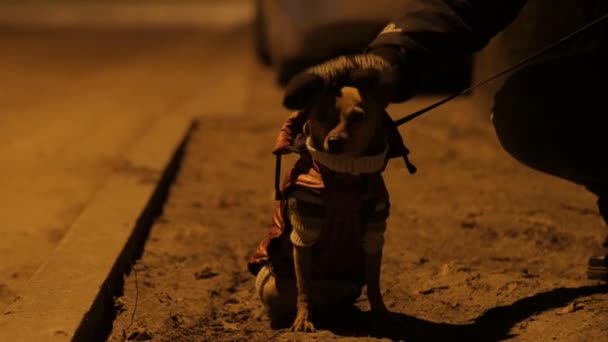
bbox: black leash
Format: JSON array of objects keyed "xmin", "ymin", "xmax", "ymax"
[
  {"xmin": 394, "ymin": 12, "xmax": 608, "ymax": 127},
  {"xmin": 274, "ymin": 154, "xmax": 282, "ymax": 200}
]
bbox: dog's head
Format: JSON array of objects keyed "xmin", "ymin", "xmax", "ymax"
[{"xmin": 283, "ymin": 70, "xmax": 394, "ymax": 157}]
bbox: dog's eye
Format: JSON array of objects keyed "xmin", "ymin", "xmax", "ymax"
[{"xmin": 315, "ymin": 109, "xmax": 340, "ymax": 125}]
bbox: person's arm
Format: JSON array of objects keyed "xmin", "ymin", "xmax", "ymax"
[
  {"xmin": 366, "ymin": 0, "xmax": 528, "ymax": 101},
  {"xmin": 283, "ymin": 0, "xmax": 528, "ymax": 105},
  {"xmin": 369, "ymin": 0, "xmax": 528, "ymax": 59}
]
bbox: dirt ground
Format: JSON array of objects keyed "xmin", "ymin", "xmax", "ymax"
[
  {"xmin": 83, "ymin": 11, "xmax": 608, "ymax": 341},
  {"xmin": 108, "ymin": 54, "xmax": 608, "ymax": 342}
]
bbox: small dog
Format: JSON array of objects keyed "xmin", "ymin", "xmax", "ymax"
[{"xmin": 248, "ymin": 67, "xmax": 414, "ymax": 331}]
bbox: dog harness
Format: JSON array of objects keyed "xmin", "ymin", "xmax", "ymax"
[{"xmin": 248, "ymin": 151, "xmax": 390, "ymax": 285}]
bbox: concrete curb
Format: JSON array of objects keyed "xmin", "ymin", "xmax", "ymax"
[{"xmin": 0, "ymin": 115, "xmax": 195, "ymax": 341}]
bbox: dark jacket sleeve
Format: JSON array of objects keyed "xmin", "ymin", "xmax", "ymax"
[
  {"xmin": 366, "ymin": 0, "xmax": 527, "ymax": 101},
  {"xmin": 368, "ymin": 0, "xmax": 528, "ymax": 56}
]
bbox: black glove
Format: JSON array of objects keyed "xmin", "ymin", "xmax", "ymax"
[{"xmin": 283, "ymin": 46, "xmax": 415, "ymax": 110}]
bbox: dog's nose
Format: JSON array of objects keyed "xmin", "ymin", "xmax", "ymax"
[{"xmin": 327, "ymin": 136, "xmax": 345, "ymax": 153}]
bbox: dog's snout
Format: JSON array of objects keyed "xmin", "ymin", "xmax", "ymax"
[{"xmin": 327, "ymin": 136, "xmax": 345, "ymax": 153}]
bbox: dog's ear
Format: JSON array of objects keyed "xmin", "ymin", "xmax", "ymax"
[{"xmin": 283, "ymin": 73, "xmax": 326, "ymax": 110}]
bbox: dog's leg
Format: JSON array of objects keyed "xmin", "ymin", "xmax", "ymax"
[
  {"xmin": 291, "ymin": 245, "xmax": 316, "ymax": 332},
  {"xmin": 258, "ymin": 269, "xmax": 298, "ymax": 327},
  {"xmin": 365, "ymin": 248, "xmax": 390, "ymax": 322}
]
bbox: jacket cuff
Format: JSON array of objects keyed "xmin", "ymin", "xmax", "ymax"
[
  {"xmin": 366, "ymin": 45, "xmax": 403, "ymax": 66},
  {"xmin": 366, "ymin": 45, "xmax": 419, "ymax": 103}
]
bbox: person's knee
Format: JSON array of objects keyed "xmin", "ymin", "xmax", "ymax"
[
  {"xmin": 491, "ymin": 66, "xmax": 566, "ymax": 176},
  {"xmin": 491, "ymin": 109, "xmax": 534, "ymax": 166}
]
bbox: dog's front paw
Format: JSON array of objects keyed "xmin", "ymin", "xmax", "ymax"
[{"xmin": 290, "ymin": 309, "xmax": 316, "ymax": 332}]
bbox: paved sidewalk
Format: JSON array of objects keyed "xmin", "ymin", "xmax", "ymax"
[
  {"xmin": 0, "ymin": 1, "xmax": 254, "ymax": 311},
  {"xmin": 0, "ymin": 1, "xmax": 251, "ymax": 29}
]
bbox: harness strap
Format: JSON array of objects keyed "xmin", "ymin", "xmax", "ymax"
[{"xmin": 274, "ymin": 154, "xmax": 283, "ymax": 200}]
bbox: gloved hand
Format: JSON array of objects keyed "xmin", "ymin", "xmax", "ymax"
[{"xmin": 282, "ymin": 46, "xmax": 416, "ymax": 110}]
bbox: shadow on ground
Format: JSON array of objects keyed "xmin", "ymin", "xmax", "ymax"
[{"xmin": 301, "ymin": 284, "xmax": 608, "ymax": 341}]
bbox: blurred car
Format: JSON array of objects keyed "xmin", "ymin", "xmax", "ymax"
[{"xmin": 254, "ymin": 0, "xmax": 471, "ymax": 90}]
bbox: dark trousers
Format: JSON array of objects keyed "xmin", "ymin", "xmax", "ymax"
[{"xmin": 492, "ymin": 54, "xmax": 608, "ymax": 234}]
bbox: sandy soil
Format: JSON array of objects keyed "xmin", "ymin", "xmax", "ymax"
[{"xmin": 108, "ymin": 66, "xmax": 608, "ymax": 341}]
